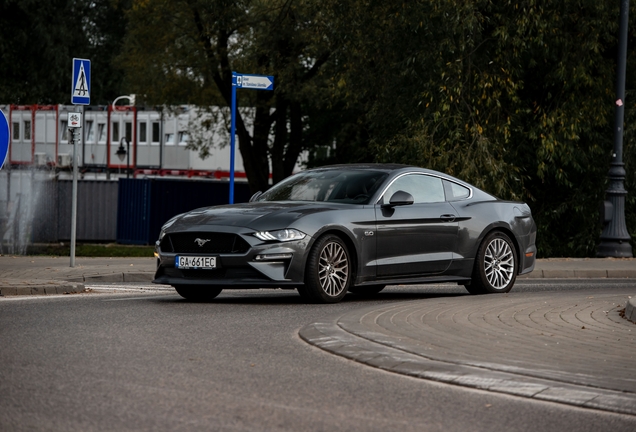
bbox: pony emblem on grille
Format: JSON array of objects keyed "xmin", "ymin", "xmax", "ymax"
[{"xmin": 194, "ymin": 238, "xmax": 211, "ymax": 247}]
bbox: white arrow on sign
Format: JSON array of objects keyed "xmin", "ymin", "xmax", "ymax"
[{"xmin": 239, "ymin": 75, "xmax": 274, "ymax": 90}]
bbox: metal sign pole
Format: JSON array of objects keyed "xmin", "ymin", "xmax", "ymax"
[
  {"xmin": 228, "ymin": 72, "xmax": 273, "ymax": 204},
  {"xmin": 69, "ymin": 109, "xmax": 80, "ymax": 267},
  {"xmin": 229, "ymin": 72, "xmax": 238, "ymax": 204},
  {"xmin": 70, "ymin": 58, "xmax": 90, "ymax": 267}
]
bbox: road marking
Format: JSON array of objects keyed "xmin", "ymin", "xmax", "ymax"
[{"xmin": 87, "ymin": 284, "xmax": 172, "ymax": 292}]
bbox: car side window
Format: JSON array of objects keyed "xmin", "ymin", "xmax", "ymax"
[
  {"xmin": 443, "ymin": 180, "xmax": 471, "ymax": 201},
  {"xmin": 383, "ymin": 174, "xmax": 445, "ymax": 204}
]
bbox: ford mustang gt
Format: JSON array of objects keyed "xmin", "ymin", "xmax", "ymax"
[{"xmin": 153, "ymin": 164, "xmax": 536, "ymax": 303}]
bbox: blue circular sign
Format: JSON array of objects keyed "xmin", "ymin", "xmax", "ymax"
[{"xmin": 0, "ymin": 110, "xmax": 9, "ymax": 169}]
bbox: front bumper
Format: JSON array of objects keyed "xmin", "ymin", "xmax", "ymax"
[{"xmin": 153, "ymin": 230, "xmax": 311, "ymax": 288}]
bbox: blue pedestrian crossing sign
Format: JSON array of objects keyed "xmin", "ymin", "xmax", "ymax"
[
  {"xmin": 71, "ymin": 58, "xmax": 91, "ymax": 105},
  {"xmin": 0, "ymin": 110, "xmax": 9, "ymax": 169}
]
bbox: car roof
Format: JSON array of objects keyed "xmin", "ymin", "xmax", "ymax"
[
  {"xmin": 309, "ymin": 163, "xmax": 485, "ymax": 194},
  {"xmin": 311, "ymin": 163, "xmax": 449, "ymax": 178}
]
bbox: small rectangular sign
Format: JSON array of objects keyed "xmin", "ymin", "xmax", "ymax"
[
  {"xmin": 68, "ymin": 112, "xmax": 82, "ymax": 128},
  {"xmin": 175, "ymin": 256, "xmax": 217, "ymax": 269},
  {"xmin": 234, "ymin": 74, "xmax": 274, "ymax": 91}
]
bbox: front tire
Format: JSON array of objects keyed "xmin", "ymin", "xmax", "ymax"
[
  {"xmin": 174, "ymin": 285, "xmax": 223, "ymax": 301},
  {"xmin": 301, "ymin": 234, "xmax": 352, "ymax": 303},
  {"xmin": 467, "ymin": 231, "xmax": 517, "ymax": 295},
  {"xmin": 348, "ymin": 285, "xmax": 385, "ymax": 296}
]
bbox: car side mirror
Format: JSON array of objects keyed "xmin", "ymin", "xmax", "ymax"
[
  {"xmin": 384, "ymin": 190, "xmax": 414, "ymax": 207},
  {"xmin": 249, "ymin": 191, "xmax": 263, "ymax": 202}
]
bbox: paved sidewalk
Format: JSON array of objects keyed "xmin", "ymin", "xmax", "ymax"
[
  {"xmin": 0, "ymin": 256, "xmax": 155, "ymax": 296},
  {"xmin": 300, "ymin": 285, "xmax": 636, "ymax": 416}
]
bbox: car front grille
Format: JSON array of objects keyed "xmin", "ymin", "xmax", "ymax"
[{"xmin": 161, "ymin": 232, "xmax": 250, "ymax": 254}]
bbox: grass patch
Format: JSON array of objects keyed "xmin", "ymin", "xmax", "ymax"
[{"xmin": 26, "ymin": 243, "xmax": 155, "ymax": 257}]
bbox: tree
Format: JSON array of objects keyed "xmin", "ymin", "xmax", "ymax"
[
  {"xmin": 120, "ymin": 0, "xmax": 335, "ymax": 192},
  {"xmin": 0, "ymin": 0, "xmax": 128, "ymax": 105},
  {"xmin": 321, "ymin": 0, "xmax": 635, "ymax": 257}
]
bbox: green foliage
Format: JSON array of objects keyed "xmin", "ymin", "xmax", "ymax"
[
  {"xmin": 4, "ymin": 0, "xmax": 632, "ymax": 257},
  {"xmin": 119, "ymin": 0, "xmax": 337, "ymax": 191},
  {"xmin": 0, "ymin": 0, "xmax": 129, "ymax": 104},
  {"xmin": 26, "ymin": 243, "xmax": 154, "ymax": 257},
  {"xmin": 321, "ymin": 0, "xmax": 635, "ymax": 257}
]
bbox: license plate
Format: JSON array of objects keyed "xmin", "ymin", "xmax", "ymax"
[{"xmin": 175, "ymin": 256, "xmax": 217, "ymax": 269}]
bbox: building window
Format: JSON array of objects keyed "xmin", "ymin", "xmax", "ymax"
[
  {"xmin": 152, "ymin": 122, "xmax": 160, "ymax": 144},
  {"xmin": 86, "ymin": 120, "xmax": 94, "ymax": 142},
  {"xmin": 97, "ymin": 123, "xmax": 106, "ymax": 143},
  {"xmin": 139, "ymin": 122, "xmax": 147, "ymax": 144},
  {"xmin": 12, "ymin": 122, "xmax": 19, "ymax": 140},
  {"xmin": 112, "ymin": 122, "xmax": 119, "ymax": 142},
  {"xmin": 24, "ymin": 120, "xmax": 31, "ymax": 140},
  {"xmin": 165, "ymin": 133, "xmax": 174, "ymax": 145},
  {"xmin": 125, "ymin": 122, "xmax": 132, "ymax": 142},
  {"xmin": 60, "ymin": 120, "xmax": 69, "ymax": 141},
  {"xmin": 178, "ymin": 132, "xmax": 189, "ymax": 146}
]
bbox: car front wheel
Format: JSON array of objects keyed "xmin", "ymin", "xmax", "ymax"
[
  {"xmin": 466, "ymin": 231, "xmax": 517, "ymax": 295},
  {"xmin": 174, "ymin": 285, "xmax": 223, "ymax": 301},
  {"xmin": 348, "ymin": 285, "xmax": 385, "ymax": 296},
  {"xmin": 301, "ymin": 234, "xmax": 352, "ymax": 303}
]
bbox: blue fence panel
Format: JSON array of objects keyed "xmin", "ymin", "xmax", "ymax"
[
  {"xmin": 117, "ymin": 179, "xmax": 251, "ymax": 245},
  {"xmin": 117, "ymin": 179, "xmax": 152, "ymax": 244}
]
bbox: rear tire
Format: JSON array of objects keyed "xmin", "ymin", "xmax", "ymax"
[
  {"xmin": 302, "ymin": 234, "xmax": 352, "ymax": 303},
  {"xmin": 348, "ymin": 285, "xmax": 385, "ymax": 296},
  {"xmin": 467, "ymin": 231, "xmax": 518, "ymax": 294},
  {"xmin": 174, "ymin": 285, "xmax": 223, "ymax": 301}
]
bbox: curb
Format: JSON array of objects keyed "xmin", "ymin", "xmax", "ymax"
[
  {"xmin": 626, "ymin": 297, "xmax": 636, "ymax": 324},
  {"xmin": 519, "ymin": 269, "xmax": 636, "ymax": 279},
  {"xmin": 0, "ymin": 279, "xmax": 85, "ymax": 296},
  {"xmin": 299, "ymin": 313, "xmax": 636, "ymax": 417},
  {"xmin": 0, "ymin": 272, "xmax": 153, "ymax": 296}
]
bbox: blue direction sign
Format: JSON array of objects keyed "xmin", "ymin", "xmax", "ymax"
[
  {"xmin": 235, "ymin": 74, "xmax": 275, "ymax": 91},
  {"xmin": 228, "ymin": 72, "xmax": 275, "ymax": 203},
  {"xmin": 0, "ymin": 110, "xmax": 8, "ymax": 169},
  {"xmin": 71, "ymin": 58, "xmax": 91, "ymax": 105}
]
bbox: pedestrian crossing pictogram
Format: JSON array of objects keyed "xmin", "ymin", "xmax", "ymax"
[
  {"xmin": 73, "ymin": 63, "xmax": 88, "ymax": 97},
  {"xmin": 71, "ymin": 58, "xmax": 91, "ymax": 105}
]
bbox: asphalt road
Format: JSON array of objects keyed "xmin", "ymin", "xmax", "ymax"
[{"xmin": 1, "ymin": 280, "xmax": 635, "ymax": 431}]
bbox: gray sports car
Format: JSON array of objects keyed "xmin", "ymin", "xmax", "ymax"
[{"xmin": 153, "ymin": 164, "xmax": 536, "ymax": 303}]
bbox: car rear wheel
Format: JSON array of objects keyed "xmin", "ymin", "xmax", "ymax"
[
  {"xmin": 348, "ymin": 285, "xmax": 385, "ymax": 296},
  {"xmin": 466, "ymin": 231, "xmax": 517, "ymax": 295},
  {"xmin": 301, "ymin": 234, "xmax": 351, "ymax": 303},
  {"xmin": 174, "ymin": 285, "xmax": 223, "ymax": 301}
]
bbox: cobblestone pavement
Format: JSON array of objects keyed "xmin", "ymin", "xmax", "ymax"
[
  {"xmin": 300, "ymin": 285, "xmax": 636, "ymax": 416},
  {"xmin": 0, "ymin": 256, "xmax": 155, "ymax": 295}
]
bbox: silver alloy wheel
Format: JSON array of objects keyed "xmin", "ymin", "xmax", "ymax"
[
  {"xmin": 484, "ymin": 238, "xmax": 515, "ymax": 290},
  {"xmin": 318, "ymin": 241, "xmax": 349, "ymax": 297}
]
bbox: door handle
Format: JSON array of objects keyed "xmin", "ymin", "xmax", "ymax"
[{"xmin": 440, "ymin": 214, "xmax": 456, "ymax": 222}]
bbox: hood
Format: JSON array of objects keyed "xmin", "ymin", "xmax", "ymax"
[{"xmin": 166, "ymin": 202, "xmax": 344, "ymax": 231}]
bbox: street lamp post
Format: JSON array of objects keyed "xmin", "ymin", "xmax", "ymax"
[
  {"xmin": 597, "ymin": 0, "xmax": 633, "ymax": 257},
  {"xmin": 116, "ymin": 138, "xmax": 129, "ymax": 179},
  {"xmin": 112, "ymin": 94, "xmax": 135, "ymax": 179}
]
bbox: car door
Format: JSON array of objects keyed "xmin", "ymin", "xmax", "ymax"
[{"xmin": 375, "ymin": 173, "xmax": 459, "ymax": 278}]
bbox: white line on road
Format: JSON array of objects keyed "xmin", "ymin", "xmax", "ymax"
[{"xmin": 87, "ymin": 284, "xmax": 173, "ymax": 292}]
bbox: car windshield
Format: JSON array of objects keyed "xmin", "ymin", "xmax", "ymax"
[{"xmin": 256, "ymin": 169, "xmax": 389, "ymax": 204}]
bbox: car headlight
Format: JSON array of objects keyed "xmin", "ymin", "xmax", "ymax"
[{"xmin": 254, "ymin": 229, "xmax": 306, "ymax": 242}]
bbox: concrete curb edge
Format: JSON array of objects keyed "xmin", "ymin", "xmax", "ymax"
[
  {"xmin": 299, "ymin": 317, "xmax": 636, "ymax": 416},
  {"xmin": 626, "ymin": 297, "xmax": 636, "ymax": 324}
]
